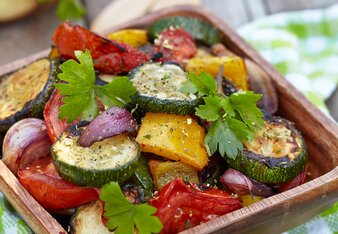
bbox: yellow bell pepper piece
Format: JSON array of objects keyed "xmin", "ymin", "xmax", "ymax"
[
  {"xmin": 149, "ymin": 160, "xmax": 199, "ymax": 191},
  {"xmin": 185, "ymin": 56, "xmax": 248, "ymax": 90},
  {"xmin": 241, "ymin": 195, "xmax": 264, "ymax": 207},
  {"xmin": 107, "ymin": 29, "xmax": 148, "ymax": 48},
  {"xmin": 136, "ymin": 113, "xmax": 208, "ymax": 171}
]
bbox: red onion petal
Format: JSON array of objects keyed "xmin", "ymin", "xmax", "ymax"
[
  {"xmin": 220, "ymin": 169, "xmax": 275, "ymax": 197},
  {"xmin": 220, "ymin": 169, "xmax": 253, "ymax": 196},
  {"xmin": 79, "ymin": 106, "xmax": 138, "ymax": 147},
  {"xmin": 2, "ymin": 118, "xmax": 52, "ymax": 174}
]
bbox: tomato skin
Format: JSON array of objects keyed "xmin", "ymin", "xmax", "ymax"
[
  {"xmin": 149, "ymin": 178, "xmax": 242, "ymax": 234},
  {"xmin": 52, "ymin": 22, "xmax": 149, "ymax": 74},
  {"xmin": 153, "ymin": 28, "xmax": 197, "ymax": 64},
  {"xmin": 279, "ymin": 166, "xmax": 307, "ymax": 193},
  {"xmin": 43, "ymin": 90, "xmax": 70, "ymax": 143},
  {"xmin": 18, "ymin": 157, "xmax": 99, "ymax": 211}
]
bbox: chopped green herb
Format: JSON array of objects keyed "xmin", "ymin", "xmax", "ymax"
[
  {"xmin": 55, "ymin": 49, "xmax": 136, "ymax": 123},
  {"xmin": 181, "ymin": 71, "xmax": 264, "ymax": 159},
  {"xmin": 143, "ymin": 134, "xmax": 152, "ymax": 140},
  {"xmin": 100, "ymin": 182, "xmax": 162, "ymax": 234}
]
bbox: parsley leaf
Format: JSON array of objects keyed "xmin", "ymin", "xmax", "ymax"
[
  {"xmin": 100, "ymin": 182, "xmax": 162, "ymax": 234},
  {"xmin": 182, "ymin": 70, "xmax": 264, "ymax": 159},
  {"xmin": 56, "ymin": 0, "xmax": 85, "ymax": 21},
  {"xmin": 55, "ymin": 50, "xmax": 136, "ymax": 123},
  {"xmin": 229, "ymin": 91, "xmax": 264, "ymax": 131},
  {"xmin": 181, "ymin": 72, "xmax": 216, "ymax": 96},
  {"xmin": 205, "ymin": 119, "xmax": 243, "ymax": 158},
  {"xmin": 195, "ymin": 96, "xmax": 223, "ymax": 121}
]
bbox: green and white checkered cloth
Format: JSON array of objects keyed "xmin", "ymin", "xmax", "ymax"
[
  {"xmin": 238, "ymin": 4, "xmax": 338, "ymax": 234},
  {"xmin": 0, "ymin": 193, "xmax": 32, "ymax": 234},
  {"xmin": 239, "ymin": 4, "xmax": 338, "ymax": 115},
  {"xmin": 0, "ymin": 4, "xmax": 338, "ymax": 234}
]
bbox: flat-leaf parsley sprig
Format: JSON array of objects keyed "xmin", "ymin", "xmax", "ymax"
[
  {"xmin": 55, "ymin": 49, "xmax": 136, "ymax": 123},
  {"xmin": 181, "ymin": 71, "xmax": 264, "ymax": 159},
  {"xmin": 100, "ymin": 182, "xmax": 162, "ymax": 234}
]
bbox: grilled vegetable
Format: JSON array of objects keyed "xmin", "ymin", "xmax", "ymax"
[
  {"xmin": 43, "ymin": 90, "xmax": 74, "ymax": 143},
  {"xmin": 18, "ymin": 157, "xmax": 99, "ymax": 211},
  {"xmin": 226, "ymin": 117, "xmax": 307, "ymax": 184},
  {"xmin": 53, "ymin": 22, "xmax": 149, "ymax": 74},
  {"xmin": 136, "ymin": 113, "xmax": 209, "ymax": 170},
  {"xmin": 2, "ymin": 118, "xmax": 52, "ymax": 174},
  {"xmin": 52, "ymin": 123, "xmax": 140, "ymax": 187},
  {"xmin": 149, "ymin": 160, "xmax": 199, "ymax": 191},
  {"xmin": 79, "ymin": 106, "xmax": 138, "ymax": 147},
  {"xmin": 147, "ymin": 16, "xmax": 222, "ymax": 46},
  {"xmin": 220, "ymin": 169, "xmax": 275, "ymax": 197},
  {"xmin": 121, "ymin": 184, "xmax": 145, "ymax": 204},
  {"xmin": 185, "ymin": 56, "xmax": 248, "ymax": 90},
  {"xmin": 198, "ymin": 154, "xmax": 227, "ymax": 187},
  {"xmin": 152, "ymin": 27, "xmax": 197, "ymax": 64},
  {"xmin": 149, "ymin": 178, "xmax": 242, "ymax": 234},
  {"xmin": 241, "ymin": 195, "xmax": 264, "ymax": 207},
  {"xmin": 0, "ymin": 58, "xmax": 59, "ymax": 133},
  {"xmin": 129, "ymin": 63, "xmax": 201, "ymax": 115},
  {"xmin": 129, "ymin": 156, "xmax": 155, "ymax": 200},
  {"xmin": 107, "ymin": 29, "xmax": 148, "ymax": 48},
  {"xmin": 71, "ymin": 200, "xmax": 111, "ymax": 234}
]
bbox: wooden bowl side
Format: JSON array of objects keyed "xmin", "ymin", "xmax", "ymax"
[{"xmin": 0, "ymin": 5, "xmax": 337, "ymax": 234}]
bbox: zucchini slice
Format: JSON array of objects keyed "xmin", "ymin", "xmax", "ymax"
[
  {"xmin": 0, "ymin": 58, "xmax": 59, "ymax": 133},
  {"xmin": 71, "ymin": 200, "xmax": 111, "ymax": 234},
  {"xmin": 226, "ymin": 117, "xmax": 307, "ymax": 184},
  {"xmin": 129, "ymin": 156, "xmax": 155, "ymax": 200},
  {"xmin": 129, "ymin": 63, "xmax": 201, "ymax": 115},
  {"xmin": 147, "ymin": 16, "xmax": 223, "ymax": 46},
  {"xmin": 52, "ymin": 123, "xmax": 140, "ymax": 187}
]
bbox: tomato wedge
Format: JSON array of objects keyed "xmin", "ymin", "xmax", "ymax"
[
  {"xmin": 43, "ymin": 90, "xmax": 70, "ymax": 143},
  {"xmin": 52, "ymin": 22, "xmax": 149, "ymax": 74},
  {"xmin": 18, "ymin": 157, "xmax": 99, "ymax": 211},
  {"xmin": 153, "ymin": 28, "xmax": 197, "ymax": 64},
  {"xmin": 149, "ymin": 178, "xmax": 242, "ymax": 234}
]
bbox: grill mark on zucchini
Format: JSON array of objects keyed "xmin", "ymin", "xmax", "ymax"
[
  {"xmin": 226, "ymin": 117, "xmax": 307, "ymax": 184},
  {"xmin": 0, "ymin": 59, "xmax": 49, "ymax": 118}
]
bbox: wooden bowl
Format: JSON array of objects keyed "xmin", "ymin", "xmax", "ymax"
[{"xmin": 0, "ymin": 5, "xmax": 337, "ymax": 234}]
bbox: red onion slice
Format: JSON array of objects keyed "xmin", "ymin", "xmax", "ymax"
[
  {"xmin": 79, "ymin": 106, "xmax": 138, "ymax": 147},
  {"xmin": 2, "ymin": 118, "xmax": 52, "ymax": 175},
  {"xmin": 220, "ymin": 169, "xmax": 275, "ymax": 197}
]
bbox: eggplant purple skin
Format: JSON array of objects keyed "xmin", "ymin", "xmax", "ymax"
[
  {"xmin": 198, "ymin": 154, "xmax": 227, "ymax": 187},
  {"xmin": 122, "ymin": 184, "xmax": 146, "ymax": 204},
  {"xmin": 220, "ymin": 169, "xmax": 275, "ymax": 197},
  {"xmin": 79, "ymin": 106, "xmax": 138, "ymax": 147},
  {"xmin": 2, "ymin": 118, "xmax": 52, "ymax": 174}
]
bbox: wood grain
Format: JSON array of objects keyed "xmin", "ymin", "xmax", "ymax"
[
  {"xmin": 0, "ymin": 5, "xmax": 337, "ymax": 234},
  {"xmin": 0, "ymin": 161, "xmax": 66, "ymax": 234}
]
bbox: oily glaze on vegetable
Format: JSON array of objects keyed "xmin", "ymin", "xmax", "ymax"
[
  {"xmin": 53, "ymin": 22, "xmax": 149, "ymax": 74},
  {"xmin": 136, "ymin": 112, "xmax": 209, "ymax": 170}
]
